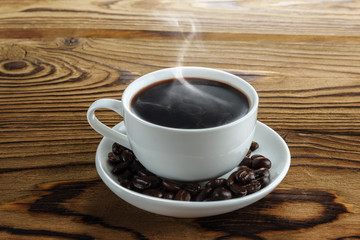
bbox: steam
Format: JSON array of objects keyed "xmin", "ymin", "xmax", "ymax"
[
  {"xmin": 150, "ymin": 8, "xmax": 231, "ymax": 108},
  {"xmin": 160, "ymin": 16, "xmax": 228, "ymax": 105},
  {"xmin": 156, "ymin": 13, "xmax": 199, "ymax": 72},
  {"xmin": 173, "ymin": 18, "xmax": 198, "ymax": 75}
]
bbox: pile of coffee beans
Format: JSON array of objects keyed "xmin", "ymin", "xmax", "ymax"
[{"xmin": 108, "ymin": 141, "xmax": 271, "ymax": 201}]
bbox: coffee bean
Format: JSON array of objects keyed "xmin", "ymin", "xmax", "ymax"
[
  {"xmin": 251, "ymin": 155, "xmax": 271, "ymax": 169},
  {"xmin": 229, "ymin": 184, "xmax": 247, "ymax": 197},
  {"xmin": 254, "ymin": 168, "xmax": 271, "ymax": 187},
  {"xmin": 250, "ymin": 141, "xmax": 259, "ymax": 151},
  {"xmin": 163, "ymin": 192, "xmax": 175, "ymax": 200},
  {"xmin": 239, "ymin": 156, "xmax": 252, "ymax": 168},
  {"xmin": 184, "ymin": 182, "xmax": 201, "ymax": 196},
  {"xmin": 257, "ymin": 176, "xmax": 270, "ymax": 187},
  {"xmin": 254, "ymin": 168, "xmax": 270, "ymax": 178},
  {"xmin": 228, "ymin": 171, "xmax": 238, "ymax": 186},
  {"xmin": 211, "ymin": 187, "xmax": 232, "ymax": 201},
  {"xmin": 132, "ymin": 176, "xmax": 160, "ymax": 190},
  {"xmin": 143, "ymin": 189, "xmax": 163, "ymax": 198},
  {"xmin": 147, "ymin": 176, "xmax": 161, "ymax": 188},
  {"xmin": 195, "ymin": 186, "xmax": 213, "ymax": 201},
  {"xmin": 132, "ymin": 176, "xmax": 151, "ymax": 190},
  {"xmin": 239, "ymin": 165, "xmax": 252, "ymax": 171},
  {"xmin": 108, "ymin": 152, "xmax": 121, "ymax": 165},
  {"xmin": 246, "ymin": 149, "xmax": 252, "ymax": 156},
  {"xmin": 206, "ymin": 178, "xmax": 228, "ymax": 188},
  {"xmin": 251, "ymin": 154, "xmax": 263, "ymax": 160},
  {"xmin": 162, "ymin": 179, "xmax": 181, "ymax": 192},
  {"xmin": 129, "ymin": 160, "xmax": 145, "ymax": 173},
  {"xmin": 112, "ymin": 142, "xmax": 125, "ymax": 156},
  {"xmin": 111, "ymin": 161, "xmax": 129, "ymax": 175},
  {"xmin": 235, "ymin": 167, "xmax": 255, "ymax": 184},
  {"xmin": 119, "ymin": 179, "xmax": 132, "ymax": 190},
  {"xmin": 245, "ymin": 180, "xmax": 261, "ymax": 194},
  {"xmin": 228, "ymin": 166, "xmax": 254, "ymax": 185},
  {"xmin": 120, "ymin": 149, "xmax": 134, "ymax": 162},
  {"xmin": 174, "ymin": 190, "xmax": 191, "ymax": 201},
  {"xmin": 117, "ymin": 169, "xmax": 132, "ymax": 181}
]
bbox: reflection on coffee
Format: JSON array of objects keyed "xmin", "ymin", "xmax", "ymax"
[{"xmin": 131, "ymin": 78, "xmax": 250, "ymax": 129}]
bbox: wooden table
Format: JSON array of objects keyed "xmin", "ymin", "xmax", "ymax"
[{"xmin": 1, "ymin": 1, "xmax": 359, "ymax": 239}]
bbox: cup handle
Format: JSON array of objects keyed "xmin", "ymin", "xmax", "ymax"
[{"xmin": 87, "ymin": 99, "xmax": 132, "ymax": 149}]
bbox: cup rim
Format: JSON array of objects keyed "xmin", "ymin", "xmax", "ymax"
[{"xmin": 122, "ymin": 66, "xmax": 259, "ymax": 132}]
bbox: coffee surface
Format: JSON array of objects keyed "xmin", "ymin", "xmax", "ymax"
[{"xmin": 131, "ymin": 78, "xmax": 249, "ymax": 129}]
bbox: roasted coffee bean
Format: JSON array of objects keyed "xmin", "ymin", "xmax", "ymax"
[
  {"xmin": 132, "ymin": 176, "xmax": 151, "ymax": 190},
  {"xmin": 206, "ymin": 178, "xmax": 228, "ymax": 188},
  {"xmin": 250, "ymin": 154, "xmax": 263, "ymax": 160},
  {"xmin": 143, "ymin": 189, "xmax": 163, "ymax": 198},
  {"xmin": 132, "ymin": 176, "xmax": 160, "ymax": 190},
  {"xmin": 119, "ymin": 179, "xmax": 132, "ymax": 190},
  {"xmin": 163, "ymin": 192, "xmax": 175, "ymax": 200},
  {"xmin": 118, "ymin": 169, "xmax": 132, "ymax": 180},
  {"xmin": 246, "ymin": 149, "xmax": 252, "ymax": 156},
  {"xmin": 162, "ymin": 179, "xmax": 182, "ymax": 192},
  {"xmin": 257, "ymin": 176, "xmax": 270, "ymax": 187},
  {"xmin": 245, "ymin": 180, "xmax": 261, "ymax": 194},
  {"xmin": 251, "ymin": 155, "xmax": 271, "ymax": 169},
  {"xmin": 238, "ymin": 165, "xmax": 252, "ymax": 171},
  {"xmin": 146, "ymin": 176, "xmax": 161, "ymax": 188},
  {"xmin": 239, "ymin": 156, "xmax": 252, "ymax": 168},
  {"xmin": 228, "ymin": 166, "xmax": 253, "ymax": 185},
  {"xmin": 129, "ymin": 160, "xmax": 145, "ymax": 173},
  {"xmin": 108, "ymin": 152, "xmax": 122, "ymax": 165},
  {"xmin": 184, "ymin": 182, "xmax": 201, "ymax": 196},
  {"xmin": 210, "ymin": 187, "xmax": 232, "ymax": 201},
  {"xmin": 229, "ymin": 184, "xmax": 247, "ymax": 197},
  {"xmin": 195, "ymin": 186, "xmax": 213, "ymax": 201},
  {"xmin": 235, "ymin": 167, "xmax": 255, "ymax": 184},
  {"xmin": 228, "ymin": 171, "xmax": 237, "ymax": 185},
  {"xmin": 254, "ymin": 168, "xmax": 270, "ymax": 178},
  {"xmin": 111, "ymin": 161, "xmax": 129, "ymax": 175},
  {"xmin": 112, "ymin": 142, "xmax": 125, "ymax": 156},
  {"xmin": 174, "ymin": 189, "xmax": 191, "ymax": 201},
  {"xmin": 120, "ymin": 149, "xmax": 134, "ymax": 162},
  {"xmin": 254, "ymin": 168, "xmax": 270, "ymax": 187},
  {"xmin": 250, "ymin": 141, "xmax": 259, "ymax": 151}
]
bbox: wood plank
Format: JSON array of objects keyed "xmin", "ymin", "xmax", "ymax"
[
  {"xmin": 1, "ymin": 38, "xmax": 359, "ymax": 137},
  {"xmin": 0, "ymin": 160, "xmax": 358, "ymax": 239},
  {"xmin": 1, "ymin": 0, "xmax": 360, "ymax": 38}
]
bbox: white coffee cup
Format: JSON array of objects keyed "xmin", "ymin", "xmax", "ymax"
[{"xmin": 87, "ymin": 67, "xmax": 258, "ymax": 181}]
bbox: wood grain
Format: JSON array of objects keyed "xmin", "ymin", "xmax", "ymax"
[
  {"xmin": 0, "ymin": 0, "xmax": 360, "ymax": 239},
  {"xmin": 1, "ymin": 0, "xmax": 360, "ymax": 38}
]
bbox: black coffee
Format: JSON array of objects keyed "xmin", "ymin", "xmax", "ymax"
[{"xmin": 131, "ymin": 78, "xmax": 249, "ymax": 129}]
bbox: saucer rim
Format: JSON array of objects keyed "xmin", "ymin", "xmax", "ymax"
[{"xmin": 95, "ymin": 121, "xmax": 291, "ymax": 215}]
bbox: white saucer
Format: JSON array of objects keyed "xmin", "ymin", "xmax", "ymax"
[{"xmin": 95, "ymin": 121, "xmax": 291, "ymax": 218}]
